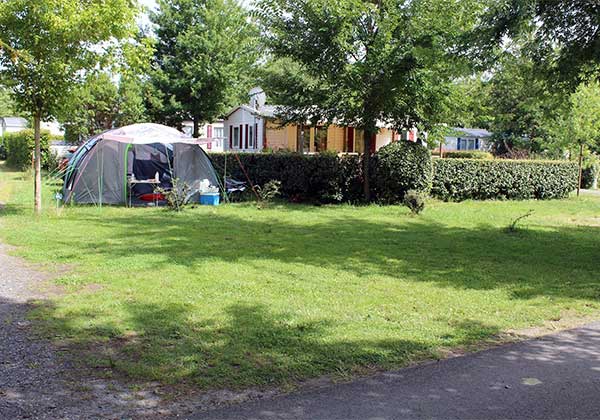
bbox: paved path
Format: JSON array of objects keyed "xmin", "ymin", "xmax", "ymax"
[
  {"xmin": 0, "ymin": 243, "xmax": 169, "ymax": 419},
  {"xmin": 198, "ymin": 323, "xmax": 600, "ymax": 420}
]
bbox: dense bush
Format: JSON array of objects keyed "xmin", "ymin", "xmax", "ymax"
[
  {"xmin": 432, "ymin": 159, "xmax": 578, "ymax": 201},
  {"xmin": 403, "ymin": 190, "xmax": 426, "ymax": 214},
  {"xmin": 4, "ymin": 129, "xmax": 54, "ymax": 170},
  {"xmin": 0, "ymin": 142, "xmax": 6, "ymax": 160},
  {"xmin": 582, "ymin": 165, "xmax": 599, "ymax": 189},
  {"xmin": 211, "ymin": 152, "xmax": 365, "ymax": 203},
  {"xmin": 373, "ymin": 141, "xmax": 433, "ymax": 203},
  {"xmin": 443, "ymin": 150, "xmax": 493, "ymax": 160}
]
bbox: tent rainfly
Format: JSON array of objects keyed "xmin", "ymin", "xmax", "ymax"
[{"xmin": 63, "ymin": 123, "xmax": 220, "ymax": 205}]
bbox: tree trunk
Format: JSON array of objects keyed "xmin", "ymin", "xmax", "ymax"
[
  {"xmin": 577, "ymin": 142, "xmax": 583, "ymax": 197},
  {"xmin": 33, "ymin": 114, "xmax": 42, "ymax": 214},
  {"xmin": 362, "ymin": 130, "xmax": 372, "ymax": 202},
  {"xmin": 193, "ymin": 117, "xmax": 200, "ymax": 138}
]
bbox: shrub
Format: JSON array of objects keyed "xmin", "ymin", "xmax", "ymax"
[
  {"xmin": 582, "ymin": 164, "xmax": 599, "ymax": 189},
  {"xmin": 211, "ymin": 152, "xmax": 365, "ymax": 204},
  {"xmin": 3, "ymin": 129, "xmax": 53, "ymax": 170},
  {"xmin": 373, "ymin": 141, "xmax": 432, "ymax": 203},
  {"xmin": 403, "ymin": 190, "xmax": 426, "ymax": 214},
  {"xmin": 155, "ymin": 178, "xmax": 190, "ymax": 211},
  {"xmin": 0, "ymin": 142, "xmax": 6, "ymax": 160},
  {"xmin": 432, "ymin": 159, "xmax": 578, "ymax": 201},
  {"xmin": 444, "ymin": 150, "xmax": 493, "ymax": 160}
]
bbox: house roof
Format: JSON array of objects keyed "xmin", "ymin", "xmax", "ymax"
[
  {"xmin": 1, "ymin": 117, "xmax": 28, "ymax": 127},
  {"xmin": 451, "ymin": 128, "xmax": 493, "ymax": 138},
  {"xmin": 225, "ymin": 104, "xmax": 282, "ymax": 119}
]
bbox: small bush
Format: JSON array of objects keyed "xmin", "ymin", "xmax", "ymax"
[
  {"xmin": 257, "ymin": 180, "xmax": 281, "ymax": 202},
  {"xmin": 4, "ymin": 129, "xmax": 53, "ymax": 170},
  {"xmin": 373, "ymin": 141, "xmax": 432, "ymax": 203},
  {"xmin": 404, "ymin": 190, "xmax": 426, "ymax": 214},
  {"xmin": 155, "ymin": 178, "xmax": 190, "ymax": 211},
  {"xmin": 432, "ymin": 159, "xmax": 578, "ymax": 201},
  {"xmin": 444, "ymin": 151, "xmax": 493, "ymax": 160},
  {"xmin": 0, "ymin": 142, "xmax": 6, "ymax": 160}
]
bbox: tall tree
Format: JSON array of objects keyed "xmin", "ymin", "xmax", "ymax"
[
  {"xmin": 0, "ymin": 0, "xmax": 137, "ymax": 213},
  {"xmin": 476, "ymin": 0, "xmax": 600, "ymax": 87},
  {"xmin": 256, "ymin": 0, "xmax": 484, "ymax": 199},
  {"xmin": 151, "ymin": 0, "xmax": 259, "ymax": 137}
]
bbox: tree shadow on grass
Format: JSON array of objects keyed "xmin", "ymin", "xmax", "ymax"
[
  {"xmin": 55, "ymin": 207, "xmax": 600, "ymax": 302},
  {"xmin": 34, "ymin": 299, "xmax": 502, "ymax": 390}
]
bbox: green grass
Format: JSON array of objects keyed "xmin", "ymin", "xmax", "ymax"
[{"xmin": 1, "ymin": 162, "xmax": 600, "ymax": 390}]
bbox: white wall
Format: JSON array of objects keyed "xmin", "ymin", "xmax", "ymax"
[{"xmin": 223, "ymin": 108, "xmax": 264, "ymax": 153}]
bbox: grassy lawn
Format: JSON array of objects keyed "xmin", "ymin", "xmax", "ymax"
[{"xmin": 1, "ymin": 163, "xmax": 600, "ymax": 390}]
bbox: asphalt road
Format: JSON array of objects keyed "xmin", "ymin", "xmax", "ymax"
[{"xmin": 196, "ymin": 322, "xmax": 600, "ymax": 420}]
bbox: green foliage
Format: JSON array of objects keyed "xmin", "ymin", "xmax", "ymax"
[
  {"xmin": 476, "ymin": 0, "xmax": 600, "ymax": 87},
  {"xmin": 255, "ymin": 0, "xmax": 484, "ymax": 161},
  {"xmin": 0, "ymin": 0, "xmax": 138, "ymax": 121},
  {"xmin": 150, "ymin": 0, "xmax": 258, "ymax": 134},
  {"xmin": 257, "ymin": 180, "xmax": 282, "ymax": 203},
  {"xmin": 403, "ymin": 190, "xmax": 426, "ymax": 215},
  {"xmin": 212, "ymin": 152, "xmax": 360, "ymax": 204},
  {"xmin": 0, "ymin": 85, "xmax": 23, "ymax": 117},
  {"xmin": 3, "ymin": 129, "xmax": 53, "ymax": 170},
  {"xmin": 373, "ymin": 142, "xmax": 433, "ymax": 204},
  {"xmin": 432, "ymin": 159, "xmax": 578, "ymax": 201},
  {"xmin": 444, "ymin": 151, "xmax": 493, "ymax": 160},
  {"xmin": 155, "ymin": 178, "xmax": 191, "ymax": 211}
]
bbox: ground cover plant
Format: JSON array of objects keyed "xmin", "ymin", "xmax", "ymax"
[{"xmin": 0, "ymin": 163, "xmax": 599, "ymax": 391}]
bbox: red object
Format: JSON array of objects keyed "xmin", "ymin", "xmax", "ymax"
[
  {"xmin": 370, "ymin": 133, "xmax": 377, "ymax": 153},
  {"xmin": 207, "ymin": 125, "xmax": 213, "ymax": 138},
  {"xmin": 207, "ymin": 141, "xmax": 212, "ymax": 150},
  {"xmin": 229, "ymin": 126, "xmax": 233, "ymax": 149},
  {"xmin": 245, "ymin": 124, "xmax": 249, "ymax": 149},
  {"xmin": 255, "ymin": 123, "xmax": 258, "ymax": 149},
  {"xmin": 347, "ymin": 128, "xmax": 355, "ymax": 152},
  {"xmin": 139, "ymin": 193, "xmax": 165, "ymax": 202}
]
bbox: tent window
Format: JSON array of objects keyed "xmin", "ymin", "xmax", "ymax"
[{"xmin": 233, "ymin": 127, "xmax": 240, "ymax": 148}]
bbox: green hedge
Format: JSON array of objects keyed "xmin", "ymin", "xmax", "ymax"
[
  {"xmin": 210, "ymin": 152, "xmax": 365, "ymax": 203},
  {"xmin": 4, "ymin": 129, "xmax": 53, "ymax": 170},
  {"xmin": 373, "ymin": 141, "xmax": 433, "ymax": 203},
  {"xmin": 432, "ymin": 159, "xmax": 578, "ymax": 201},
  {"xmin": 443, "ymin": 151, "xmax": 493, "ymax": 160}
]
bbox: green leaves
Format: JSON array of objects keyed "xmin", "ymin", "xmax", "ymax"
[
  {"xmin": 256, "ymin": 0, "xmax": 484, "ymax": 131},
  {"xmin": 150, "ymin": 0, "xmax": 259, "ymax": 132},
  {"xmin": 0, "ymin": 0, "xmax": 139, "ymax": 119}
]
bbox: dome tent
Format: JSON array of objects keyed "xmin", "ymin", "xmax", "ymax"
[{"xmin": 63, "ymin": 123, "xmax": 219, "ymax": 205}]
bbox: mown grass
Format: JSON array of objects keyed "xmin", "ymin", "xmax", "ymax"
[{"xmin": 1, "ymin": 162, "xmax": 599, "ymax": 390}]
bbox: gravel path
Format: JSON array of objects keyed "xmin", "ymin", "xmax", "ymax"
[{"xmin": 0, "ymin": 243, "xmax": 170, "ymax": 420}]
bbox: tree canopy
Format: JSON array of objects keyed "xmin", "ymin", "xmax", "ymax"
[
  {"xmin": 256, "ymin": 0, "xmax": 484, "ymax": 197},
  {"xmin": 150, "ymin": 0, "xmax": 259, "ymax": 136},
  {"xmin": 0, "ymin": 0, "xmax": 138, "ymax": 212},
  {"xmin": 476, "ymin": 0, "xmax": 600, "ymax": 87}
]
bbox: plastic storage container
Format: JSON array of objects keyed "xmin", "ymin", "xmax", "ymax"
[{"xmin": 200, "ymin": 192, "xmax": 220, "ymax": 206}]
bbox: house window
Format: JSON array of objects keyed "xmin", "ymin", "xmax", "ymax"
[
  {"xmin": 233, "ymin": 127, "xmax": 240, "ymax": 148},
  {"xmin": 214, "ymin": 127, "xmax": 224, "ymax": 138},
  {"xmin": 297, "ymin": 125, "xmax": 310, "ymax": 153},
  {"xmin": 249, "ymin": 126, "xmax": 254, "ymax": 148},
  {"xmin": 314, "ymin": 126, "xmax": 327, "ymax": 152}
]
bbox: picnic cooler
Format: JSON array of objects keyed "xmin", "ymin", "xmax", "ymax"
[{"xmin": 200, "ymin": 192, "xmax": 220, "ymax": 206}]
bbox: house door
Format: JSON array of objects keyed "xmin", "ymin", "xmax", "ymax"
[{"xmin": 346, "ymin": 128, "xmax": 355, "ymax": 153}]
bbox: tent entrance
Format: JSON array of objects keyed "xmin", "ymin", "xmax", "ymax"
[{"xmin": 127, "ymin": 143, "xmax": 174, "ymax": 202}]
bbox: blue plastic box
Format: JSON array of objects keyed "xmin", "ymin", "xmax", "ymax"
[{"xmin": 200, "ymin": 193, "xmax": 220, "ymax": 206}]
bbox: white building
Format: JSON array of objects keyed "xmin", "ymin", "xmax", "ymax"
[
  {"xmin": 182, "ymin": 120, "xmax": 226, "ymax": 152},
  {"xmin": 443, "ymin": 128, "xmax": 492, "ymax": 152},
  {"xmin": 0, "ymin": 117, "xmax": 28, "ymax": 137}
]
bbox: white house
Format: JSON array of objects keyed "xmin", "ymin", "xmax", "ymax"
[
  {"xmin": 182, "ymin": 120, "xmax": 226, "ymax": 152},
  {"xmin": 223, "ymin": 88, "xmax": 402, "ymax": 154},
  {"xmin": 443, "ymin": 128, "xmax": 492, "ymax": 152},
  {"xmin": 0, "ymin": 117, "xmax": 28, "ymax": 137}
]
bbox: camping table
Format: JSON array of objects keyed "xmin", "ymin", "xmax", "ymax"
[{"xmin": 128, "ymin": 179, "xmax": 161, "ymax": 207}]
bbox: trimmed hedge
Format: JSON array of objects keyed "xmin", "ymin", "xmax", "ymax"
[
  {"xmin": 208, "ymin": 149, "xmax": 578, "ymax": 204},
  {"xmin": 432, "ymin": 159, "xmax": 578, "ymax": 201},
  {"xmin": 373, "ymin": 141, "xmax": 433, "ymax": 203},
  {"xmin": 4, "ymin": 129, "xmax": 53, "ymax": 170},
  {"xmin": 443, "ymin": 150, "xmax": 493, "ymax": 160},
  {"xmin": 210, "ymin": 152, "xmax": 365, "ymax": 203}
]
